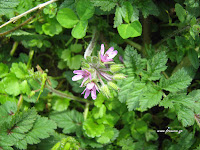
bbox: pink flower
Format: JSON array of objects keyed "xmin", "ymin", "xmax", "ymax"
[
  {"xmin": 100, "ymin": 44, "xmax": 118, "ymax": 62},
  {"xmin": 81, "ymin": 82, "xmax": 99, "ymax": 100},
  {"xmin": 72, "ymin": 70, "xmax": 91, "ymax": 87}
]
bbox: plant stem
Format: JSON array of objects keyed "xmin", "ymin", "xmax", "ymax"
[
  {"xmin": 0, "ymin": 0, "xmax": 57, "ymax": 29},
  {"xmin": 10, "ymin": 42, "xmax": 19, "ymax": 56},
  {"xmin": 125, "ymin": 39, "xmax": 142, "ymax": 51},
  {"xmin": 84, "ymin": 103, "xmax": 90, "ymax": 120},
  {"xmin": 27, "ymin": 50, "xmax": 34, "ymax": 69},
  {"xmin": 45, "ymin": 84, "xmax": 94, "ymax": 105},
  {"xmin": 0, "ymin": 10, "xmax": 41, "ymax": 37},
  {"xmin": 84, "ymin": 28, "xmax": 98, "ymax": 59}
]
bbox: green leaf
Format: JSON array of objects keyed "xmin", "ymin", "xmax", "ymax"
[
  {"xmin": 52, "ymin": 94, "xmax": 71, "ymax": 111},
  {"xmin": 70, "ymin": 44, "xmax": 82, "ymax": 53},
  {"xmin": 91, "ymin": 0, "xmax": 118, "ymax": 11},
  {"xmin": 2, "ymin": 74, "xmax": 21, "ymax": 96},
  {"xmin": 16, "ymin": 115, "xmax": 57, "ymax": 149},
  {"xmin": 92, "ymin": 104, "xmax": 106, "ymax": 119},
  {"xmin": 97, "ymin": 111, "xmax": 120, "ymax": 127},
  {"xmin": 96, "ymin": 126, "xmax": 115, "ymax": 144},
  {"xmin": 19, "ymin": 80, "xmax": 31, "ymax": 95},
  {"xmin": 121, "ymin": 1, "xmax": 134, "ymax": 23},
  {"xmin": 139, "ymin": 84, "xmax": 163, "ymax": 110},
  {"xmin": 114, "ymin": 6, "xmax": 123, "ymax": 28},
  {"xmin": 42, "ymin": 19, "xmax": 62, "ymax": 37},
  {"xmin": 175, "ymin": 3, "xmax": 186, "ymax": 22},
  {"xmin": 188, "ymin": 49, "xmax": 199, "ymax": 69},
  {"xmin": 68, "ymin": 55, "xmax": 83, "ymax": 69},
  {"xmin": 0, "ymin": 0, "xmax": 19, "ymax": 15},
  {"xmin": 10, "ymin": 62, "xmax": 29, "ymax": 79},
  {"xmin": 147, "ymin": 51, "xmax": 168, "ymax": 80},
  {"xmin": 188, "ymin": 90, "xmax": 200, "ymax": 114},
  {"xmin": 117, "ymin": 21, "xmax": 142, "ymax": 39},
  {"xmin": 145, "ymin": 130, "xmax": 158, "ymax": 142},
  {"xmin": 76, "ymin": 0, "xmax": 94, "ymax": 20},
  {"xmin": 71, "ymin": 20, "xmax": 88, "ymax": 39},
  {"xmin": 177, "ymin": 106, "xmax": 195, "ymax": 127},
  {"xmin": 50, "ymin": 110, "xmax": 84, "ymax": 134},
  {"xmin": 0, "ymin": 63, "xmax": 9, "ymax": 78},
  {"xmin": 123, "ymin": 45, "xmax": 147, "ymax": 74},
  {"xmin": 83, "ymin": 118, "xmax": 105, "ymax": 138},
  {"xmin": 57, "ymin": 8, "xmax": 79, "ymax": 28},
  {"xmin": 134, "ymin": 0, "xmax": 159, "ymax": 18},
  {"xmin": 159, "ymin": 69, "xmax": 192, "ymax": 92}
]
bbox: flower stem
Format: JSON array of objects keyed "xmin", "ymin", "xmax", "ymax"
[
  {"xmin": 45, "ymin": 84, "xmax": 94, "ymax": 105},
  {"xmin": 84, "ymin": 28, "xmax": 98, "ymax": 59}
]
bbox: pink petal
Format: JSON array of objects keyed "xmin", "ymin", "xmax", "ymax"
[
  {"xmin": 105, "ymin": 47, "xmax": 114, "ymax": 55},
  {"xmin": 91, "ymin": 88, "xmax": 96, "ymax": 100},
  {"xmin": 84, "ymin": 89, "xmax": 90, "ymax": 99},
  {"xmin": 81, "ymin": 76, "xmax": 89, "ymax": 87},
  {"xmin": 94, "ymin": 84, "xmax": 100, "ymax": 92},
  {"xmin": 109, "ymin": 50, "xmax": 118, "ymax": 59},
  {"xmin": 72, "ymin": 74, "xmax": 83, "ymax": 81},
  {"xmin": 87, "ymin": 82, "xmax": 95, "ymax": 90},
  {"xmin": 73, "ymin": 70, "xmax": 84, "ymax": 75},
  {"xmin": 81, "ymin": 88, "xmax": 86, "ymax": 95},
  {"xmin": 100, "ymin": 72, "xmax": 112, "ymax": 80},
  {"xmin": 101, "ymin": 44, "xmax": 105, "ymax": 56}
]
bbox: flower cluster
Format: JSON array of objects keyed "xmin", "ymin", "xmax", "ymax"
[{"xmin": 72, "ymin": 44, "xmax": 125, "ymax": 100}]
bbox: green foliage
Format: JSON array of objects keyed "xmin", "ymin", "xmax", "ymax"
[
  {"xmin": 0, "ymin": 102, "xmax": 56, "ymax": 149},
  {"xmin": 1, "ymin": 0, "xmax": 200, "ymax": 149},
  {"xmin": 50, "ymin": 110, "xmax": 84, "ymax": 135}
]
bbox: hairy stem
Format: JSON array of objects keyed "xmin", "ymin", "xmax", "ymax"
[
  {"xmin": 0, "ymin": 0, "xmax": 57, "ymax": 29},
  {"xmin": 45, "ymin": 84, "xmax": 94, "ymax": 105},
  {"xmin": 84, "ymin": 28, "xmax": 98, "ymax": 59}
]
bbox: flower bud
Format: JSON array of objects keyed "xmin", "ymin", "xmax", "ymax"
[
  {"xmin": 51, "ymin": 142, "xmax": 61, "ymax": 150},
  {"xmin": 101, "ymin": 84, "xmax": 111, "ymax": 98},
  {"xmin": 113, "ymin": 73, "xmax": 126, "ymax": 80},
  {"xmin": 110, "ymin": 64, "xmax": 124, "ymax": 72},
  {"xmin": 108, "ymin": 81, "xmax": 119, "ymax": 91},
  {"xmin": 86, "ymin": 56, "xmax": 92, "ymax": 63}
]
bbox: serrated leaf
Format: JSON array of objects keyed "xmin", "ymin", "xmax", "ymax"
[
  {"xmin": 0, "ymin": 0, "xmax": 19, "ymax": 15},
  {"xmin": 97, "ymin": 111, "xmax": 120, "ymax": 127},
  {"xmin": 76, "ymin": 0, "xmax": 94, "ymax": 20},
  {"xmin": 117, "ymin": 21, "xmax": 142, "ymax": 39},
  {"xmin": 123, "ymin": 45, "xmax": 147, "ymax": 74},
  {"xmin": 10, "ymin": 62, "xmax": 29, "ymax": 79},
  {"xmin": 147, "ymin": 51, "xmax": 168, "ymax": 80},
  {"xmin": 52, "ymin": 94, "xmax": 71, "ymax": 111},
  {"xmin": 160, "ymin": 69, "xmax": 192, "ymax": 92},
  {"xmin": 16, "ymin": 116, "xmax": 57, "ymax": 149},
  {"xmin": 175, "ymin": 3, "xmax": 186, "ymax": 22},
  {"xmin": 177, "ymin": 106, "xmax": 195, "ymax": 127},
  {"xmin": 50, "ymin": 110, "xmax": 84, "ymax": 134},
  {"xmin": 91, "ymin": 0, "xmax": 117, "ymax": 11},
  {"xmin": 83, "ymin": 118, "xmax": 105, "ymax": 138},
  {"xmin": 57, "ymin": 8, "xmax": 79, "ymax": 28},
  {"xmin": 188, "ymin": 49, "xmax": 199, "ymax": 69},
  {"xmin": 121, "ymin": 1, "xmax": 134, "ymax": 23},
  {"xmin": 139, "ymin": 84, "xmax": 163, "ymax": 110},
  {"xmin": 71, "ymin": 20, "xmax": 88, "ymax": 39},
  {"xmin": 114, "ymin": 6, "xmax": 123, "ymax": 28}
]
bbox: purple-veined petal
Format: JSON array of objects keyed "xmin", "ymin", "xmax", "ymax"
[
  {"xmin": 100, "ymin": 72, "xmax": 113, "ymax": 80},
  {"xmin": 84, "ymin": 89, "xmax": 90, "ymax": 99},
  {"xmin": 91, "ymin": 88, "xmax": 97, "ymax": 100},
  {"xmin": 109, "ymin": 50, "xmax": 118, "ymax": 59},
  {"xmin": 72, "ymin": 74, "xmax": 83, "ymax": 81},
  {"xmin": 73, "ymin": 70, "xmax": 84, "ymax": 74},
  {"xmin": 81, "ymin": 76, "xmax": 89, "ymax": 87},
  {"xmin": 94, "ymin": 84, "xmax": 100, "ymax": 92},
  {"xmin": 105, "ymin": 47, "xmax": 114, "ymax": 55},
  {"xmin": 87, "ymin": 82, "xmax": 95, "ymax": 90}
]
